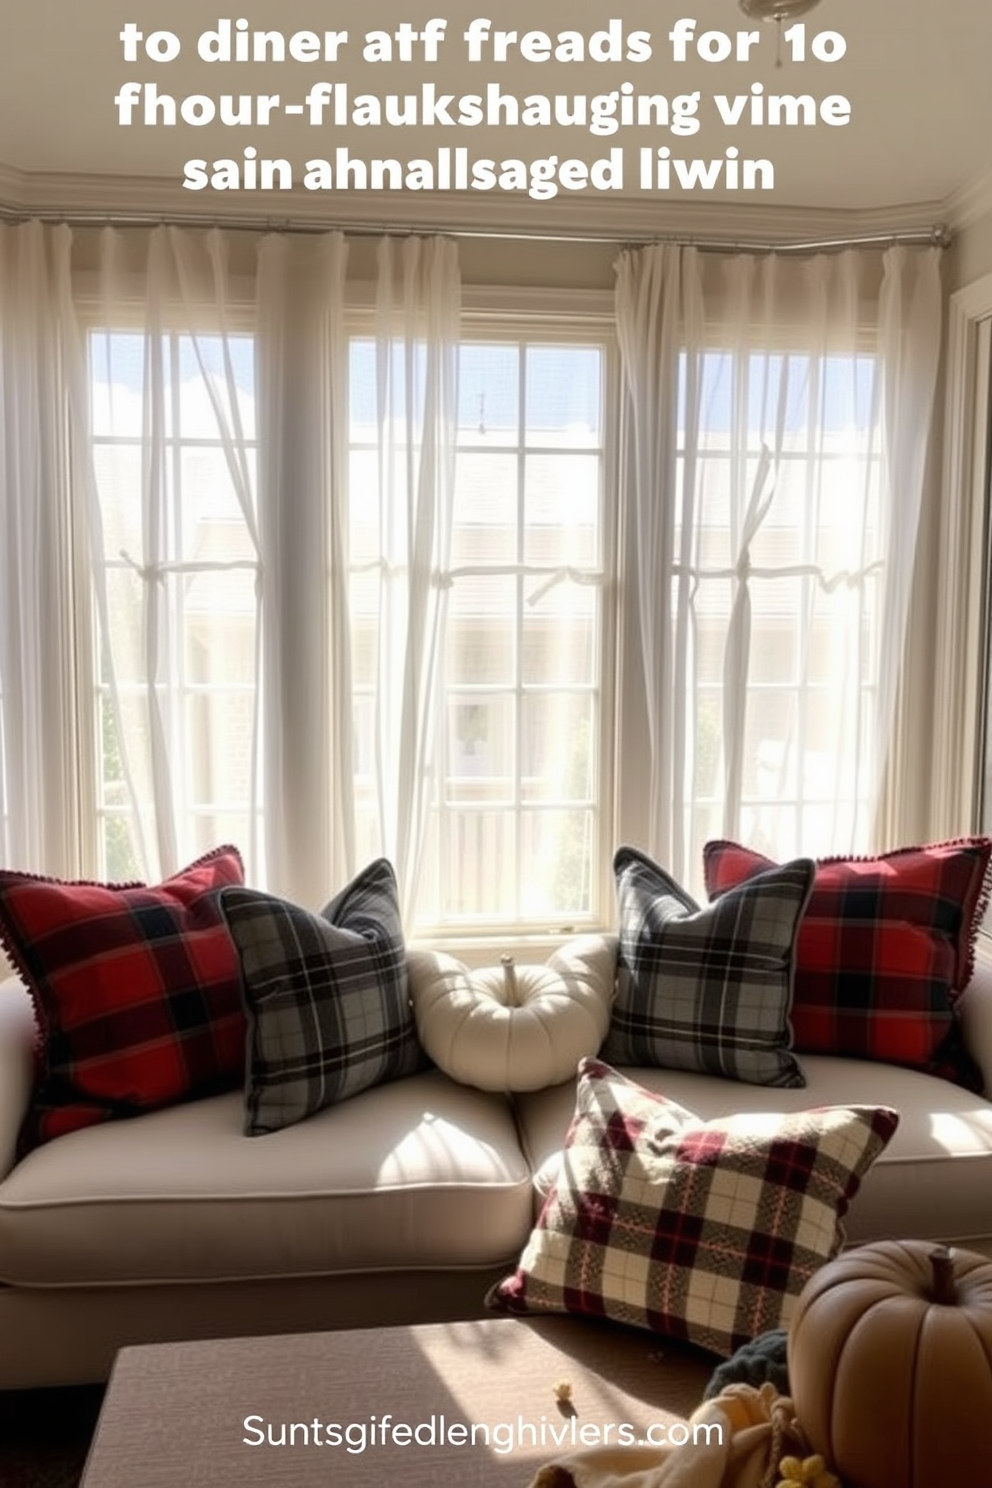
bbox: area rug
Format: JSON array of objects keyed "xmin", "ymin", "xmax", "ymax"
[{"xmin": 0, "ymin": 1385, "xmax": 103, "ymax": 1488}]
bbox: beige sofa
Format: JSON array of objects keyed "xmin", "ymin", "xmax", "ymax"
[{"xmin": 3, "ymin": 954, "xmax": 992, "ymax": 1389}]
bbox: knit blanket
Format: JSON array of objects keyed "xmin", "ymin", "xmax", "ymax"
[{"xmin": 526, "ymin": 1382, "xmax": 841, "ymax": 1488}]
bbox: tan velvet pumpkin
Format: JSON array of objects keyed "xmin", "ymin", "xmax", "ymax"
[
  {"xmin": 789, "ymin": 1239, "xmax": 992, "ymax": 1488},
  {"xmin": 407, "ymin": 935, "xmax": 616, "ymax": 1092}
]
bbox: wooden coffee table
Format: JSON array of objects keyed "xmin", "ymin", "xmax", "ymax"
[{"xmin": 80, "ymin": 1317, "xmax": 714, "ymax": 1486}]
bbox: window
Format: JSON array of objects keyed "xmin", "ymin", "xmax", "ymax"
[
  {"xmin": 348, "ymin": 331, "xmax": 613, "ymax": 931},
  {"xmin": 678, "ymin": 347, "xmax": 881, "ymax": 867},
  {"xmin": 0, "ymin": 229, "xmax": 930, "ymax": 946},
  {"xmin": 84, "ymin": 315, "xmax": 615, "ymax": 934},
  {"xmin": 83, "ymin": 315, "xmax": 887, "ymax": 930},
  {"xmin": 88, "ymin": 329, "xmax": 259, "ymax": 880}
]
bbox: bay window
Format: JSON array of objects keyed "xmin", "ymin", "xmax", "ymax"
[{"xmin": 0, "ymin": 222, "xmax": 943, "ymax": 942}]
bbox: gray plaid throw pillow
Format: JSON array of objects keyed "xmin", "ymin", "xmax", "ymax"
[
  {"xmin": 220, "ymin": 859, "xmax": 422, "ymax": 1135},
  {"xmin": 601, "ymin": 846, "xmax": 814, "ymax": 1086}
]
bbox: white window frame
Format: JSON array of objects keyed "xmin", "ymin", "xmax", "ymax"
[{"xmin": 402, "ymin": 291, "xmax": 622, "ymax": 943}]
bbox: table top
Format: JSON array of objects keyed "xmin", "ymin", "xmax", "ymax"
[{"xmin": 80, "ymin": 1316, "xmax": 715, "ymax": 1487}]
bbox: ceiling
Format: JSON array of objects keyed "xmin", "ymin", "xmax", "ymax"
[{"xmin": 1, "ymin": 0, "xmax": 990, "ymax": 228}]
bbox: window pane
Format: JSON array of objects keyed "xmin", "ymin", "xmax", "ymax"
[
  {"xmin": 521, "ymin": 809, "xmax": 595, "ymax": 918},
  {"xmin": 89, "ymin": 333, "xmax": 148, "ymax": 437},
  {"xmin": 524, "ymin": 454, "xmax": 600, "ymax": 565},
  {"xmin": 438, "ymin": 810, "xmax": 513, "ymax": 920},
  {"xmin": 457, "ymin": 343, "xmax": 518, "ymax": 446},
  {"xmin": 521, "ymin": 693, "xmax": 594, "ymax": 802},
  {"xmin": 447, "ymin": 578, "xmax": 517, "ymax": 685},
  {"xmin": 446, "ymin": 695, "xmax": 515, "ymax": 805},
  {"xmin": 523, "ymin": 588, "xmax": 597, "ymax": 686},
  {"xmin": 453, "ymin": 452, "xmax": 517, "ymax": 563},
  {"xmin": 179, "ymin": 447, "xmax": 255, "ymax": 539},
  {"xmin": 526, "ymin": 346, "xmax": 601, "ymax": 447}
]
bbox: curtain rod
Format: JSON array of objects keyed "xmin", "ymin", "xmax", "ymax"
[{"xmin": 0, "ymin": 206, "xmax": 950, "ymax": 253}]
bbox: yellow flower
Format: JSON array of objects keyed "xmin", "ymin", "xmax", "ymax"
[{"xmin": 775, "ymin": 1454, "xmax": 840, "ymax": 1488}]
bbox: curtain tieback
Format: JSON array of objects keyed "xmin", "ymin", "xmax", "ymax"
[
  {"xmin": 429, "ymin": 563, "xmax": 604, "ymax": 604},
  {"xmin": 118, "ymin": 550, "xmax": 260, "ymax": 583},
  {"xmin": 527, "ymin": 566, "xmax": 602, "ymax": 606},
  {"xmin": 673, "ymin": 558, "xmax": 883, "ymax": 591}
]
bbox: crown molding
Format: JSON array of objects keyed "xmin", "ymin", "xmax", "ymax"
[
  {"xmin": 0, "ymin": 161, "xmax": 952, "ymax": 246},
  {"xmin": 0, "ymin": 162, "xmax": 27, "ymax": 207},
  {"xmin": 942, "ymin": 165, "xmax": 992, "ymax": 235}
]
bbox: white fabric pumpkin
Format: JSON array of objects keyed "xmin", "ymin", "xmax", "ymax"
[{"xmin": 408, "ymin": 935, "xmax": 617, "ymax": 1092}]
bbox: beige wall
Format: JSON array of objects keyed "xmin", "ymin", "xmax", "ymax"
[
  {"xmin": 347, "ymin": 233, "xmax": 617, "ymax": 291},
  {"xmin": 948, "ymin": 205, "xmax": 992, "ymax": 292},
  {"xmin": 68, "ymin": 223, "xmax": 619, "ymax": 294}
]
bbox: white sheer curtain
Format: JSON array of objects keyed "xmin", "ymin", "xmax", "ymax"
[
  {"xmin": 0, "ymin": 221, "xmax": 458, "ymax": 922},
  {"xmin": 77, "ymin": 226, "xmax": 459, "ymax": 915},
  {"xmin": 615, "ymin": 243, "xmax": 943, "ymax": 886},
  {"xmin": 75, "ymin": 226, "xmax": 264, "ymax": 887},
  {"xmin": 614, "ymin": 244, "xmax": 704, "ymax": 878},
  {"xmin": 349, "ymin": 236, "xmax": 460, "ymax": 924},
  {"xmin": 0, "ymin": 222, "xmax": 80, "ymax": 876},
  {"xmin": 255, "ymin": 231, "xmax": 353, "ymax": 907}
]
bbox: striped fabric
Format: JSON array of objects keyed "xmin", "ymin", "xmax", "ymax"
[
  {"xmin": 489, "ymin": 1058, "xmax": 899, "ymax": 1357},
  {"xmin": 602, "ymin": 847, "xmax": 814, "ymax": 1087},
  {"xmin": 220, "ymin": 858, "xmax": 422, "ymax": 1135},
  {"xmin": 0, "ymin": 846, "xmax": 247, "ymax": 1149},
  {"xmin": 703, "ymin": 837, "xmax": 992, "ymax": 1086}
]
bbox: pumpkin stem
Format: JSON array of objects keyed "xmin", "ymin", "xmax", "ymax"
[
  {"xmin": 501, "ymin": 954, "xmax": 519, "ymax": 1006},
  {"xmin": 929, "ymin": 1245, "xmax": 957, "ymax": 1305}
]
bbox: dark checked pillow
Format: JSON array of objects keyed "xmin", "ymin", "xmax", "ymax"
[
  {"xmin": 488, "ymin": 1058, "xmax": 899, "ymax": 1357},
  {"xmin": 703, "ymin": 838, "xmax": 992, "ymax": 1086},
  {"xmin": 219, "ymin": 858, "xmax": 422, "ymax": 1135},
  {"xmin": 0, "ymin": 846, "xmax": 246, "ymax": 1149},
  {"xmin": 601, "ymin": 846, "xmax": 814, "ymax": 1087}
]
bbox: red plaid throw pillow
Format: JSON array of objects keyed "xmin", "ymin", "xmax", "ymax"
[
  {"xmin": 0, "ymin": 846, "xmax": 246, "ymax": 1148},
  {"xmin": 703, "ymin": 838, "xmax": 992, "ymax": 1084},
  {"xmin": 488, "ymin": 1059, "xmax": 898, "ymax": 1357}
]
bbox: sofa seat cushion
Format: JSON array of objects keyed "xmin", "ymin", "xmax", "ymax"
[
  {"xmin": 514, "ymin": 1057, "xmax": 992, "ymax": 1249},
  {"xmin": 0, "ymin": 1071, "xmax": 533, "ymax": 1288}
]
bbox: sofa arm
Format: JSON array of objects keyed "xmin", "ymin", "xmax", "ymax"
[
  {"xmin": 0, "ymin": 979, "xmax": 37, "ymax": 1179},
  {"xmin": 958, "ymin": 946, "xmax": 992, "ymax": 1097}
]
